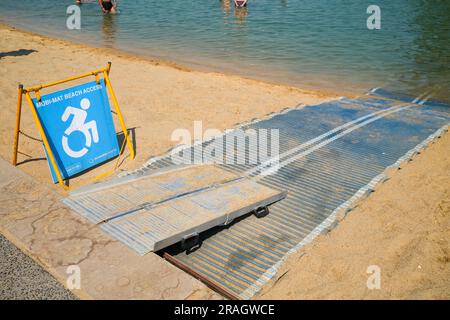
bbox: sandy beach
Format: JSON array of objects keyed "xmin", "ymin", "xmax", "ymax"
[
  {"xmin": 0, "ymin": 23, "xmax": 336, "ymax": 190},
  {"xmin": 1, "ymin": 23, "xmax": 449, "ymax": 300}
]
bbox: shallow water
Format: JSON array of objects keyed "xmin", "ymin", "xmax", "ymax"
[{"xmin": 1, "ymin": 0, "xmax": 449, "ymax": 101}]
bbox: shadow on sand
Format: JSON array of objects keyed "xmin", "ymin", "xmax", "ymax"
[{"xmin": 0, "ymin": 49, "xmax": 37, "ymax": 59}]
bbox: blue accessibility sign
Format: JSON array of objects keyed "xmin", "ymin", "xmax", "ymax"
[{"xmin": 33, "ymin": 80, "xmax": 119, "ymax": 183}]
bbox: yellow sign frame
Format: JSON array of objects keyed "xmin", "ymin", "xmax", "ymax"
[{"xmin": 12, "ymin": 62, "xmax": 135, "ymax": 191}]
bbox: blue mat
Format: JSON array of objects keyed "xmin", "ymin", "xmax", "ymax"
[{"xmin": 137, "ymin": 90, "xmax": 450, "ymax": 299}]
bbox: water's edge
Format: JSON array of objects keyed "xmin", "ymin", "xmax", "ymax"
[{"xmin": 0, "ymin": 20, "xmax": 360, "ymax": 97}]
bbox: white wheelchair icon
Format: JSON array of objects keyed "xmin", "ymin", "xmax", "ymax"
[{"xmin": 61, "ymin": 98, "xmax": 99, "ymax": 158}]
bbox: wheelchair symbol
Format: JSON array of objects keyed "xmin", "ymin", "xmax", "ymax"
[{"xmin": 61, "ymin": 98, "xmax": 99, "ymax": 158}]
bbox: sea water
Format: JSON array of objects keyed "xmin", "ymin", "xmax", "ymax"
[{"xmin": 0, "ymin": 0, "xmax": 449, "ymax": 102}]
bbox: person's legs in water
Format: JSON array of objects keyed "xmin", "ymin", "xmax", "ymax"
[
  {"xmin": 108, "ymin": 1, "xmax": 117, "ymax": 14},
  {"xmin": 110, "ymin": 2, "xmax": 117, "ymax": 14},
  {"xmin": 98, "ymin": 0, "xmax": 117, "ymax": 14}
]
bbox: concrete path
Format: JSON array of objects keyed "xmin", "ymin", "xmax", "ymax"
[{"xmin": 0, "ymin": 158, "xmax": 219, "ymax": 300}]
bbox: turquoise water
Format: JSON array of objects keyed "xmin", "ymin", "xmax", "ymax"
[{"xmin": 1, "ymin": 0, "xmax": 449, "ymax": 101}]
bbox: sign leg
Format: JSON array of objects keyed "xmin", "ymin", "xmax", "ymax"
[{"xmin": 12, "ymin": 84, "xmax": 23, "ymax": 166}]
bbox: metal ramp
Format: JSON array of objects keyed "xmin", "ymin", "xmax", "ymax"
[
  {"xmin": 64, "ymin": 165, "xmax": 286, "ymax": 254},
  {"xmin": 131, "ymin": 89, "xmax": 450, "ymax": 299}
]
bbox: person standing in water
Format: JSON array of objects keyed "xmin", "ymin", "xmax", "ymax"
[{"xmin": 98, "ymin": 0, "xmax": 117, "ymax": 14}]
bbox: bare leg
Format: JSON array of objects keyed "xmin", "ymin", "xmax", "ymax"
[{"xmin": 110, "ymin": 1, "xmax": 118, "ymax": 14}]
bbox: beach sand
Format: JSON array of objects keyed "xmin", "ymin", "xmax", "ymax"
[
  {"xmin": 1, "ymin": 23, "xmax": 449, "ymax": 300},
  {"xmin": 0, "ymin": 23, "xmax": 335, "ymax": 190}
]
